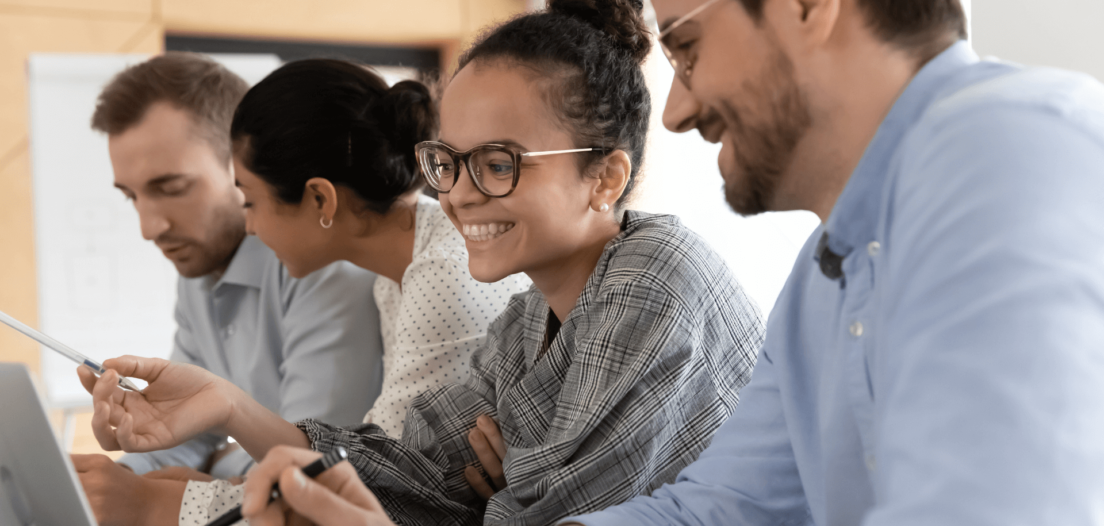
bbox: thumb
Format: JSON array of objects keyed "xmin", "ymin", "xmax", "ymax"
[
  {"xmin": 102, "ymin": 355, "xmax": 166, "ymax": 382},
  {"xmin": 278, "ymin": 465, "xmax": 388, "ymax": 526}
]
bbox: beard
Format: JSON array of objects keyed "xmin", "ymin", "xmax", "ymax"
[
  {"xmin": 715, "ymin": 45, "xmax": 812, "ymax": 216},
  {"xmin": 159, "ymin": 200, "xmax": 246, "ymax": 279}
]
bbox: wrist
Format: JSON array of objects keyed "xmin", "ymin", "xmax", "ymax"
[
  {"xmin": 219, "ymin": 381, "xmax": 252, "ymax": 437},
  {"xmin": 138, "ymin": 479, "xmax": 187, "ymax": 525}
]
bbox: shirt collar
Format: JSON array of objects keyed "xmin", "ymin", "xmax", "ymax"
[
  {"xmin": 822, "ymin": 40, "xmax": 979, "ymax": 259},
  {"xmin": 214, "ymin": 235, "xmax": 269, "ymax": 290}
]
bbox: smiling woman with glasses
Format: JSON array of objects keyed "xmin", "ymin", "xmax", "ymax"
[{"xmin": 216, "ymin": 1, "xmax": 763, "ymax": 525}]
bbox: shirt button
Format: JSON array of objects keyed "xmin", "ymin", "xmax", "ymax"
[
  {"xmin": 867, "ymin": 241, "xmax": 881, "ymax": 256},
  {"xmin": 224, "ymin": 324, "xmax": 235, "ymax": 338},
  {"xmin": 850, "ymin": 322, "xmax": 864, "ymax": 337},
  {"xmin": 865, "ymin": 454, "xmax": 877, "ymax": 471}
]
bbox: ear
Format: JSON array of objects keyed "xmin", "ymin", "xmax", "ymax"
[
  {"xmin": 590, "ymin": 150, "xmax": 632, "ymax": 212},
  {"xmin": 773, "ymin": 0, "xmax": 840, "ymax": 49},
  {"xmin": 303, "ymin": 177, "xmax": 339, "ymax": 223}
]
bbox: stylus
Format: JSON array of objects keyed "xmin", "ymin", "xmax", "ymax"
[
  {"xmin": 206, "ymin": 447, "xmax": 349, "ymax": 526},
  {"xmin": 0, "ymin": 309, "xmax": 141, "ymax": 392}
]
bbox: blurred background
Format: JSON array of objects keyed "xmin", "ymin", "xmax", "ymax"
[{"xmin": 0, "ymin": 0, "xmax": 1100, "ymax": 456}]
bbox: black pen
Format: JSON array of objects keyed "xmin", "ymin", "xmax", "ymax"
[{"xmin": 206, "ymin": 446, "xmax": 349, "ymax": 526}]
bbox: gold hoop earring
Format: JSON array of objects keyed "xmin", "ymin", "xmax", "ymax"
[{"xmin": 320, "ymin": 216, "xmax": 333, "ymax": 229}]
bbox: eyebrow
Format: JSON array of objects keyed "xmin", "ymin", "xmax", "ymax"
[
  {"xmin": 145, "ymin": 173, "xmax": 187, "ymax": 188},
  {"xmin": 113, "ymin": 173, "xmax": 187, "ymax": 192},
  {"xmin": 438, "ymin": 138, "xmax": 531, "ymax": 152}
]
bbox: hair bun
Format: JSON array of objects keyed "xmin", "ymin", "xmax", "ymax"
[
  {"xmin": 548, "ymin": 0, "xmax": 651, "ymax": 63},
  {"xmin": 369, "ymin": 80, "xmax": 438, "ymax": 155}
]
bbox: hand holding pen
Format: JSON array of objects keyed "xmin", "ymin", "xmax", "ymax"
[
  {"xmin": 240, "ymin": 445, "xmax": 397, "ymax": 526},
  {"xmin": 76, "ymin": 355, "xmax": 238, "ymax": 453},
  {"xmin": 207, "ymin": 447, "xmax": 348, "ymax": 526}
]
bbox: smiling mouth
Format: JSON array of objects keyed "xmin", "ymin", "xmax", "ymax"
[
  {"xmin": 697, "ymin": 110, "xmax": 726, "ymax": 144},
  {"xmin": 462, "ymin": 222, "xmax": 515, "ymax": 242}
]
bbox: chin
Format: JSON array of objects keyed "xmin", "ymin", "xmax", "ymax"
[
  {"xmin": 466, "ymin": 259, "xmax": 513, "ymax": 284},
  {"xmin": 172, "ymin": 258, "xmax": 214, "ymax": 279}
]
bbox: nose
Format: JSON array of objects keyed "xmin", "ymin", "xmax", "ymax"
[
  {"xmin": 662, "ymin": 76, "xmax": 703, "ymax": 134},
  {"xmin": 446, "ymin": 163, "xmax": 489, "ymax": 210},
  {"xmin": 135, "ymin": 201, "xmax": 171, "ymax": 241}
]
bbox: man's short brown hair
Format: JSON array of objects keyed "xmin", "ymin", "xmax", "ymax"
[
  {"xmin": 739, "ymin": 0, "xmax": 968, "ymax": 62},
  {"xmin": 91, "ymin": 52, "xmax": 250, "ymax": 162}
]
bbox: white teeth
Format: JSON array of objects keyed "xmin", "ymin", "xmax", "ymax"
[{"xmin": 461, "ymin": 222, "xmax": 515, "ymax": 242}]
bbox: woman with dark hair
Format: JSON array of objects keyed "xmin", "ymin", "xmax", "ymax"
[
  {"xmin": 76, "ymin": 58, "xmax": 528, "ymax": 525},
  {"xmin": 83, "ymin": 2, "xmax": 765, "ymax": 525}
]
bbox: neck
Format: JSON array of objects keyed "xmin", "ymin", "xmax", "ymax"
[
  {"xmin": 783, "ymin": 37, "xmax": 947, "ymax": 222},
  {"xmin": 208, "ymin": 230, "xmax": 247, "ymax": 280},
  {"xmin": 526, "ymin": 219, "xmax": 622, "ymax": 323},
  {"xmin": 340, "ymin": 195, "xmax": 419, "ymax": 286}
]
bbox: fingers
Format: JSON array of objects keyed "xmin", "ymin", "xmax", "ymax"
[
  {"xmin": 248, "ymin": 499, "xmax": 290, "ymax": 526},
  {"xmin": 243, "ymin": 446, "xmax": 391, "ymax": 526},
  {"xmin": 475, "ymin": 415, "xmax": 507, "ymax": 460},
  {"xmin": 464, "ymin": 465, "xmax": 496, "ymax": 500},
  {"xmin": 468, "ymin": 427, "xmax": 506, "ymax": 490},
  {"xmin": 102, "ymin": 355, "xmax": 168, "ymax": 381},
  {"xmin": 242, "ymin": 446, "xmax": 323, "ymax": 517},
  {"xmin": 91, "ymin": 369, "xmax": 123, "ymax": 417},
  {"xmin": 70, "ymin": 454, "xmax": 113, "ymax": 473},
  {"xmin": 277, "ymin": 463, "xmax": 390, "ymax": 526},
  {"xmin": 90, "ymin": 401, "xmax": 122, "ymax": 451},
  {"xmin": 312, "ymin": 462, "xmax": 385, "ymax": 513},
  {"xmin": 77, "ymin": 365, "xmax": 98, "ymax": 395}
]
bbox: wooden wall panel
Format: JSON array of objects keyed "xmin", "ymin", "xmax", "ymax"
[
  {"xmin": 162, "ymin": 0, "xmax": 465, "ymax": 44},
  {"xmin": 0, "ymin": 0, "xmax": 150, "ymax": 16}
]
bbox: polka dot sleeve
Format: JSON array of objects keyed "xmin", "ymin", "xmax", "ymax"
[
  {"xmin": 366, "ymin": 254, "xmax": 527, "ymax": 437},
  {"xmin": 179, "ymin": 480, "xmax": 247, "ymax": 525}
]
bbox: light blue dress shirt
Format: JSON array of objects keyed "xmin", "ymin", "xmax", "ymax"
[
  {"xmin": 571, "ymin": 41, "xmax": 1104, "ymax": 525},
  {"xmin": 119, "ymin": 236, "xmax": 384, "ymax": 478}
]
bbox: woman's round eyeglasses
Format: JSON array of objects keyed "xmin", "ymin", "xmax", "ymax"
[{"xmin": 416, "ymin": 141, "xmax": 605, "ymax": 198}]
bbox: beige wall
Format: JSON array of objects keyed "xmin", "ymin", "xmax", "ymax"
[{"xmin": 0, "ymin": 0, "xmax": 524, "ymax": 453}]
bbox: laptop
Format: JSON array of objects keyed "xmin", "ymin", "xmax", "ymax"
[{"xmin": 0, "ymin": 363, "xmax": 98, "ymax": 526}]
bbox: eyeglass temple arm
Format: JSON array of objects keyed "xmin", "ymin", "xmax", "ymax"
[
  {"xmin": 658, "ymin": 0, "xmax": 722, "ymax": 38},
  {"xmin": 521, "ymin": 147, "xmax": 603, "ymax": 158}
]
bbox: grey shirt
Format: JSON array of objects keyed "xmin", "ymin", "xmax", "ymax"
[{"xmin": 119, "ymin": 236, "xmax": 384, "ymax": 477}]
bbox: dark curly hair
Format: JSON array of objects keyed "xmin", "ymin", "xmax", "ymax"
[
  {"xmin": 458, "ymin": 0, "xmax": 652, "ymax": 208},
  {"xmin": 231, "ymin": 59, "xmax": 437, "ymax": 215}
]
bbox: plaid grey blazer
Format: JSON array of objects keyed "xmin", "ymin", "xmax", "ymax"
[{"xmin": 299, "ymin": 211, "xmax": 764, "ymax": 525}]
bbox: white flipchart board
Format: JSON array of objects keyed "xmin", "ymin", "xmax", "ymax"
[{"xmin": 27, "ymin": 54, "xmax": 282, "ymax": 409}]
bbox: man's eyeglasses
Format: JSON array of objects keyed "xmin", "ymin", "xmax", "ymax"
[
  {"xmin": 658, "ymin": 0, "xmax": 722, "ymax": 89},
  {"xmin": 416, "ymin": 141, "xmax": 605, "ymax": 198}
]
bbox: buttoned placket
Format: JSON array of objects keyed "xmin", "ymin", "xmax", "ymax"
[{"xmin": 840, "ymin": 240, "xmax": 881, "ymax": 474}]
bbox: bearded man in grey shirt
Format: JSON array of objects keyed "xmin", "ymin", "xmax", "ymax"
[{"xmin": 77, "ymin": 53, "xmax": 384, "ymax": 482}]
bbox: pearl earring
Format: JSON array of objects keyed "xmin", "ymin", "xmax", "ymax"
[
  {"xmin": 320, "ymin": 216, "xmax": 333, "ymax": 229},
  {"xmin": 599, "ymin": 203, "xmax": 610, "ymax": 212}
]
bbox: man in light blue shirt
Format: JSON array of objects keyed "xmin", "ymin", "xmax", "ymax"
[
  {"xmin": 569, "ymin": 0, "xmax": 1104, "ymax": 524},
  {"xmin": 87, "ymin": 53, "xmax": 385, "ymax": 479}
]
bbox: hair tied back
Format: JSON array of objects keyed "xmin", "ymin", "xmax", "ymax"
[{"xmin": 548, "ymin": 0, "xmax": 652, "ymax": 63}]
